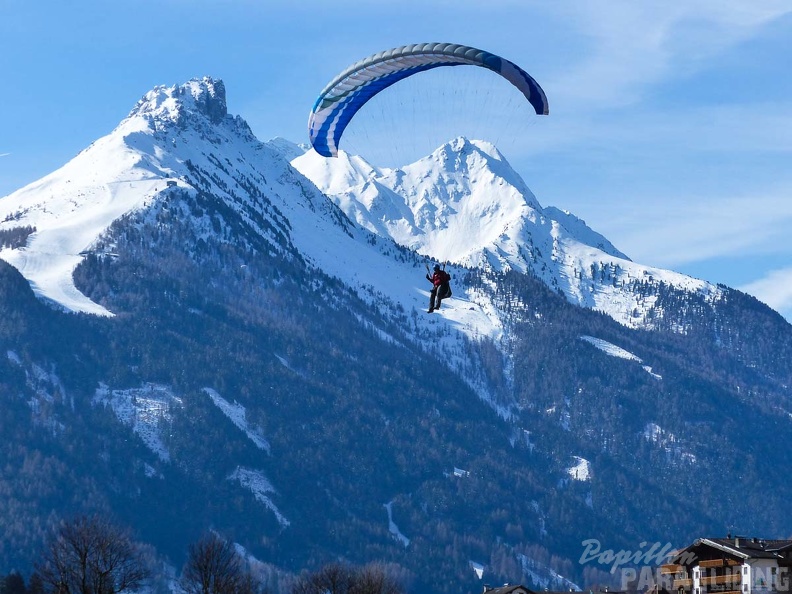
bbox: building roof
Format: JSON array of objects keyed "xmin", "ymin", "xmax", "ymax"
[
  {"xmin": 706, "ymin": 538, "xmax": 792, "ymax": 559},
  {"xmin": 674, "ymin": 537, "xmax": 792, "ymax": 563},
  {"xmin": 484, "ymin": 586, "xmax": 533, "ymax": 594}
]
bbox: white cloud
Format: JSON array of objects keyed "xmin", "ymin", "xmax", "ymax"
[
  {"xmin": 547, "ymin": 0, "xmax": 792, "ymax": 110},
  {"xmin": 603, "ymin": 185, "xmax": 792, "ymax": 267},
  {"xmin": 739, "ymin": 267, "xmax": 792, "ymax": 316},
  {"xmin": 0, "ymin": 153, "xmax": 10, "ymax": 158},
  {"xmin": 510, "ymin": 101, "xmax": 792, "ymax": 162},
  {"xmin": 498, "ymin": 4, "xmax": 792, "ymax": 175},
  {"xmin": 589, "ymin": 103, "xmax": 792, "ymax": 153}
]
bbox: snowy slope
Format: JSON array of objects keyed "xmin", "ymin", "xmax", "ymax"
[
  {"xmin": 1, "ymin": 76, "xmax": 719, "ymax": 331},
  {"xmin": 0, "ymin": 79, "xmax": 248, "ymax": 315},
  {"xmin": 292, "ymin": 138, "xmax": 721, "ymax": 329},
  {"xmin": 0, "ymin": 76, "xmax": 720, "ymax": 416},
  {"xmin": 0, "ymin": 78, "xmax": 515, "ymax": 413},
  {"xmin": 5, "ymin": 78, "xmax": 792, "ymax": 594},
  {"xmin": 0, "ymin": 130, "xmax": 165, "ymax": 315},
  {"xmin": 0, "ymin": 79, "xmax": 324, "ymax": 314}
]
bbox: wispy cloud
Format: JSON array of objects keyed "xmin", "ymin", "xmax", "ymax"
[
  {"xmin": 602, "ymin": 184, "xmax": 792, "ymax": 268},
  {"xmin": 546, "ymin": 0, "xmax": 792, "ymax": 110},
  {"xmin": 501, "ymin": 3, "xmax": 792, "ymax": 168},
  {"xmin": 512, "ymin": 101, "xmax": 792, "ymax": 161},
  {"xmin": 0, "ymin": 153, "xmax": 10, "ymax": 158},
  {"xmin": 740, "ymin": 267, "xmax": 792, "ymax": 317},
  {"xmin": 599, "ymin": 104, "xmax": 791, "ymax": 152}
]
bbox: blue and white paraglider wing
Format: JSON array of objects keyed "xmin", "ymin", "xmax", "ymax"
[{"xmin": 308, "ymin": 42, "xmax": 549, "ymax": 157}]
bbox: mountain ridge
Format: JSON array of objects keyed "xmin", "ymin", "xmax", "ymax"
[
  {"xmin": 4, "ymin": 76, "xmax": 718, "ymax": 332},
  {"xmin": 290, "ymin": 136, "xmax": 719, "ymax": 330},
  {"xmin": 2, "ymin": 77, "xmax": 792, "ymax": 594}
]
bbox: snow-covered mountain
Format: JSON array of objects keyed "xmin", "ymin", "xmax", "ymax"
[
  {"xmin": 3, "ymin": 78, "xmax": 717, "ymax": 331},
  {"xmin": 0, "ymin": 75, "xmax": 751, "ymax": 424},
  {"xmin": 292, "ymin": 137, "xmax": 720, "ymax": 329},
  {"xmin": 0, "ymin": 78, "xmax": 257, "ymax": 315},
  {"xmin": 0, "ymin": 77, "xmax": 517, "ymax": 412},
  {"xmin": 3, "ymin": 77, "xmax": 792, "ymax": 593},
  {"xmin": 0, "ymin": 78, "xmax": 386, "ymax": 317}
]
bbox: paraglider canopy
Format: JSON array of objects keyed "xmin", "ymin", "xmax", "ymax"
[{"xmin": 308, "ymin": 42, "xmax": 549, "ymax": 158}]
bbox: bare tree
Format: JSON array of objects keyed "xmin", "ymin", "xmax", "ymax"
[
  {"xmin": 291, "ymin": 564, "xmax": 354, "ymax": 594},
  {"xmin": 291, "ymin": 563, "xmax": 402, "ymax": 594},
  {"xmin": 181, "ymin": 532, "xmax": 257, "ymax": 594},
  {"xmin": 33, "ymin": 515, "xmax": 151, "ymax": 594},
  {"xmin": 351, "ymin": 564, "xmax": 403, "ymax": 594}
]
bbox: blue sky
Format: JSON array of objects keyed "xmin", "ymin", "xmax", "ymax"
[{"xmin": 2, "ymin": 0, "xmax": 792, "ymax": 317}]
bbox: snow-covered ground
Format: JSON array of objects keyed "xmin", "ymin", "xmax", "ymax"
[
  {"xmin": 383, "ymin": 501, "xmax": 410, "ymax": 547},
  {"xmin": 204, "ymin": 388, "xmax": 270, "ymax": 453},
  {"xmin": 227, "ymin": 467, "xmax": 289, "ymax": 528},
  {"xmin": 566, "ymin": 456, "xmax": 591, "ymax": 481},
  {"xmin": 1, "ymin": 77, "xmax": 720, "ymax": 334},
  {"xmin": 0, "ymin": 107, "xmax": 182, "ymax": 315},
  {"xmin": 469, "ymin": 561, "xmax": 485, "ymax": 580},
  {"xmin": 93, "ymin": 383, "xmax": 180, "ymax": 462},
  {"xmin": 580, "ymin": 335, "xmax": 641, "ymax": 361},
  {"xmin": 580, "ymin": 335, "xmax": 662, "ymax": 379},
  {"xmin": 293, "ymin": 138, "xmax": 721, "ymax": 330}
]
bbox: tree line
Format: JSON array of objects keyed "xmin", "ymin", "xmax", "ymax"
[{"xmin": 1, "ymin": 515, "xmax": 404, "ymax": 594}]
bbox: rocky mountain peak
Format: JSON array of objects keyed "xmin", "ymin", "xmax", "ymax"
[{"xmin": 128, "ymin": 76, "xmax": 228, "ymax": 125}]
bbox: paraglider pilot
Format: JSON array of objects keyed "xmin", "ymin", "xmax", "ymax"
[{"xmin": 426, "ymin": 264, "xmax": 452, "ymax": 313}]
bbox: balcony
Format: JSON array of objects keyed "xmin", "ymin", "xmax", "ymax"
[
  {"xmin": 701, "ymin": 574, "xmax": 742, "ymax": 586},
  {"xmin": 700, "ymin": 560, "xmax": 741, "ymax": 569}
]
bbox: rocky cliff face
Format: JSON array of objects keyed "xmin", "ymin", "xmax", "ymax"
[{"xmin": 128, "ymin": 76, "xmax": 228, "ymax": 125}]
